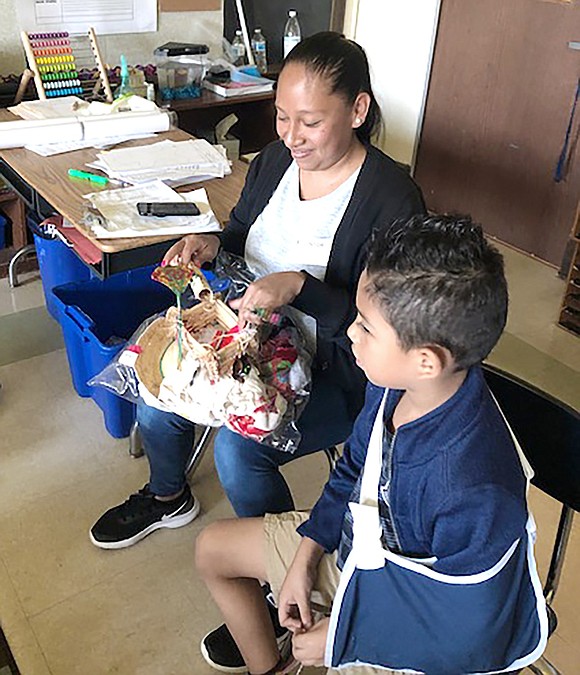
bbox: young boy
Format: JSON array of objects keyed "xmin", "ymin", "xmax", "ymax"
[{"xmin": 195, "ymin": 214, "xmax": 547, "ymax": 675}]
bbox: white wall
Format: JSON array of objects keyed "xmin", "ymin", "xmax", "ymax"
[
  {"xmin": 0, "ymin": 1, "xmax": 223, "ymax": 76},
  {"xmin": 348, "ymin": 0, "xmax": 441, "ymax": 169}
]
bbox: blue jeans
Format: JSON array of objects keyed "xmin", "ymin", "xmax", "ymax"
[{"xmin": 136, "ymin": 373, "xmax": 355, "ymax": 516}]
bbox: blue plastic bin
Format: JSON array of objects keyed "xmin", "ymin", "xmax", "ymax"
[
  {"xmin": 33, "ymin": 224, "xmax": 91, "ymax": 320},
  {"xmin": 52, "ymin": 266, "xmax": 174, "ymax": 438},
  {"xmin": 0, "ymin": 213, "xmax": 7, "ymax": 249}
]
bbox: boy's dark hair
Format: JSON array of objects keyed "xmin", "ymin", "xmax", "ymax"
[
  {"xmin": 365, "ymin": 214, "xmax": 508, "ymax": 369},
  {"xmin": 283, "ymin": 31, "xmax": 382, "ymax": 145}
]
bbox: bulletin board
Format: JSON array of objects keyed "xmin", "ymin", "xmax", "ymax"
[{"xmin": 160, "ymin": 0, "xmax": 221, "ymax": 11}]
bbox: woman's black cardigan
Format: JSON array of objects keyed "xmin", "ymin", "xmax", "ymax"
[{"xmin": 220, "ymin": 140, "xmax": 425, "ymax": 418}]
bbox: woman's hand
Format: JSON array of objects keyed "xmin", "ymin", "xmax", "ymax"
[
  {"xmin": 291, "ymin": 617, "xmax": 329, "ymax": 668},
  {"xmin": 229, "ymin": 271, "xmax": 306, "ymax": 327},
  {"xmin": 162, "ymin": 233, "xmax": 220, "ymax": 267}
]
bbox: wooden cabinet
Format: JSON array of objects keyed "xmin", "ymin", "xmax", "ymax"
[
  {"xmin": 0, "ymin": 189, "xmax": 29, "ymax": 280},
  {"xmin": 164, "ymin": 89, "xmax": 277, "ymax": 155},
  {"xmin": 0, "ymin": 189, "xmax": 26, "ymax": 249}
]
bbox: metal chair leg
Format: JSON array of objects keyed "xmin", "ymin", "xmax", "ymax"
[
  {"xmin": 8, "ymin": 244, "xmax": 36, "ymax": 288},
  {"xmin": 129, "ymin": 418, "xmax": 144, "ymax": 458},
  {"xmin": 185, "ymin": 425, "xmax": 214, "ymax": 476},
  {"xmin": 323, "ymin": 445, "xmax": 339, "ymax": 473},
  {"xmin": 527, "ymin": 656, "xmax": 562, "ymax": 675},
  {"xmin": 129, "ymin": 422, "xmax": 337, "ymax": 486},
  {"xmin": 544, "ymin": 506, "xmax": 574, "ymax": 604},
  {"xmin": 128, "ymin": 418, "xmax": 214, "ymax": 478}
]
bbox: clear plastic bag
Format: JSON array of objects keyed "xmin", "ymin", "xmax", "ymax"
[
  {"xmin": 89, "ymin": 253, "xmax": 312, "ymax": 452},
  {"xmin": 87, "ymin": 313, "xmax": 161, "ymax": 403}
]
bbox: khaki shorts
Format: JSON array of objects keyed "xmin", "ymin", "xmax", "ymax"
[{"xmin": 263, "ymin": 511, "xmax": 399, "ymax": 675}]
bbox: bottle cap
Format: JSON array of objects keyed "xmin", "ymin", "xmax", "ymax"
[{"xmin": 289, "ymin": 10, "xmax": 297, "ymax": 16}]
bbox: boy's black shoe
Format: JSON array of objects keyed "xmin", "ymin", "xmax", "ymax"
[
  {"xmin": 89, "ymin": 484, "xmax": 200, "ymax": 549},
  {"xmin": 200, "ymin": 588, "xmax": 289, "ymax": 673}
]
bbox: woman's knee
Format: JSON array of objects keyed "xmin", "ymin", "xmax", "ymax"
[
  {"xmin": 213, "ymin": 428, "xmax": 254, "ymax": 492},
  {"xmin": 213, "ymin": 428, "xmax": 277, "ymax": 490},
  {"xmin": 136, "ymin": 400, "xmax": 165, "ymax": 433},
  {"xmin": 137, "ymin": 400, "xmax": 194, "ymax": 440}
]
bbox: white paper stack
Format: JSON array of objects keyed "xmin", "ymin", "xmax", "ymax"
[
  {"xmin": 84, "ymin": 180, "xmax": 222, "ymax": 239},
  {"xmin": 91, "ymin": 138, "xmax": 231, "ymax": 186}
]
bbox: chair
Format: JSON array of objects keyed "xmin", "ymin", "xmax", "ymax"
[
  {"xmin": 128, "ymin": 419, "xmax": 339, "ymax": 478},
  {"xmin": 482, "ymin": 363, "xmax": 580, "ymax": 675}
]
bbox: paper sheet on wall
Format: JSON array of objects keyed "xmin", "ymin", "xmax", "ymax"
[{"xmin": 16, "ymin": 0, "xmax": 157, "ymax": 36}]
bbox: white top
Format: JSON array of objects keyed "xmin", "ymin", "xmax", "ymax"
[{"xmin": 245, "ymin": 161, "xmax": 360, "ymax": 352}]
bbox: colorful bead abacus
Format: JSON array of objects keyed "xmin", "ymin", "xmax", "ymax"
[{"xmin": 20, "ymin": 28, "xmax": 113, "ymax": 102}]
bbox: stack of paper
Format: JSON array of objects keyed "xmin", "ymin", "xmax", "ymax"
[
  {"xmin": 9, "ymin": 96, "xmax": 86, "ymax": 120},
  {"xmin": 90, "ymin": 138, "xmax": 231, "ymax": 186},
  {"xmin": 83, "ymin": 180, "xmax": 222, "ymax": 239},
  {"xmin": 203, "ymin": 71, "xmax": 274, "ymax": 98}
]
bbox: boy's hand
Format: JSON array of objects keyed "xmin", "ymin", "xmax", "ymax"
[
  {"xmin": 278, "ymin": 537, "xmax": 323, "ymax": 632},
  {"xmin": 292, "ymin": 617, "xmax": 329, "ymax": 667},
  {"xmin": 277, "ymin": 560, "xmax": 315, "ymax": 632}
]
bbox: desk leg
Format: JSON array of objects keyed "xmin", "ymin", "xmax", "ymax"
[
  {"xmin": 8, "ymin": 243, "xmax": 36, "ymax": 288},
  {"xmin": 7, "ymin": 197, "xmax": 27, "ymax": 249}
]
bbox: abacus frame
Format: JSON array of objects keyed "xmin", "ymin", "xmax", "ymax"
[{"xmin": 20, "ymin": 27, "xmax": 113, "ymax": 103}]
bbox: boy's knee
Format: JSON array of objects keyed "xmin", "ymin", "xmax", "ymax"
[{"xmin": 194, "ymin": 521, "xmax": 233, "ymax": 579}]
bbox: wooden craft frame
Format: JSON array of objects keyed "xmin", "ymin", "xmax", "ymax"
[{"xmin": 135, "ymin": 297, "xmax": 258, "ymax": 395}]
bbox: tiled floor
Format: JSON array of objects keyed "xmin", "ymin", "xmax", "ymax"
[{"xmin": 0, "ymin": 244, "xmax": 578, "ymax": 675}]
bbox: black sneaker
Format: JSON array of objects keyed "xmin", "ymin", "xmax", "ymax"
[
  {"xmin": 200, "ymin": 589, "xmax": 289, "ymax": 673},
  {"xmin": 89, "ymin": 484, "xmax": 200, "ymax": 549}
]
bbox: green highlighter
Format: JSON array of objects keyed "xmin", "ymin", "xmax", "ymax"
[{"xmin": 68, "ymin": 169, "xmax": 110, "ymax": 185}]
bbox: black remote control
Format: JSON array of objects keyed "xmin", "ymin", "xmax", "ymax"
[{"xmin": 137, "ymin": 202, "xmax": 201, "ymax": 217}]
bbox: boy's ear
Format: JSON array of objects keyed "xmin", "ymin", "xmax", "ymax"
[{"xmin": 415, "ymin": 345, "xmax": 449, "ymax": 379}]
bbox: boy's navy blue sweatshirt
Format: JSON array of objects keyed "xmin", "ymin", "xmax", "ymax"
[{"xmin": 299, "ymin": 367, "xmax": 548, "ymax": 674}]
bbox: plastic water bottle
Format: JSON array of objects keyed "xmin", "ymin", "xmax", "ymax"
[
  {"xmin": 251, "ymin": 28, "xmax": 268, "ymax": 73},
  {"xmin": 283, "ymin": 10, "xmax": 301, "ymax": 59},
  {"xmin": 232, "ymin": 30, "xmax": 246, "ymax": 66}
]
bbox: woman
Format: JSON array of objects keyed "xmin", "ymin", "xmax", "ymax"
[{"xmin": 91, "ymin": 31, "xmax": 423, "ymax": 657}]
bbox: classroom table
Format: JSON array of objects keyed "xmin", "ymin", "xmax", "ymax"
[{"xmin": 0, "ymin": 109, "xmax": 248, "ymax": 278}]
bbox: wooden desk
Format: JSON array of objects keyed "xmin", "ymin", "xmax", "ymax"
[
  {"xmin": 0, "ymin": 110, "xmax": 248, "ymax": 277},
  {"xmin": 163, "ymin": 88, "xmax": 277, "ymax": 154}
]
